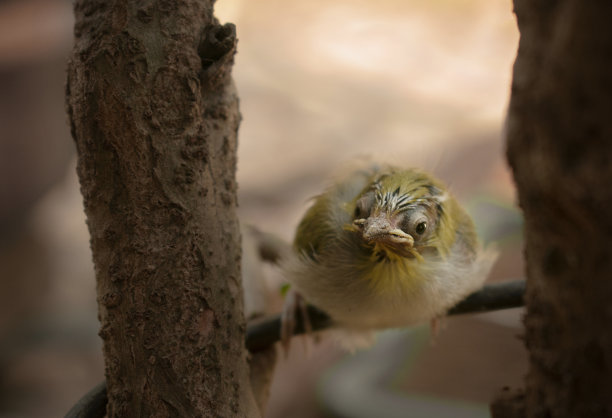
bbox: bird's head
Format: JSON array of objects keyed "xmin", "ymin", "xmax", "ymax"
[{"xmin": 346, "ymin": 169, "xmax": 456, "ymax": 261}]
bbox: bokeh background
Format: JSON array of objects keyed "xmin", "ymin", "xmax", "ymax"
[{"xmin": 0, "ymin": 0, "xmax": 524, "ymax": 416}]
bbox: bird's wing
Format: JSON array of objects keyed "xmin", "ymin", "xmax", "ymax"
[{"xmin": 293, "ymin": 166, "xmax": 383, "ymax": 259}]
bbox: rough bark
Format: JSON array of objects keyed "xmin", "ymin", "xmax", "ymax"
[
  {"xmin": 500, "ymin": 0, "xmax": 612, "ymax": 417},
  {"xmin": 66, "ymin": 1, "xmax": 258, "ymax": 416}
]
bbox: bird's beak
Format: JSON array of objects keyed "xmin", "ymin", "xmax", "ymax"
[{"xmin": 358, "ymin": 213, "xmax": 414, "ymax": 248}]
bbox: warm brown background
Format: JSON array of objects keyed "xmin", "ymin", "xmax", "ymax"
[{"xmin": 0, "ymin": 0, "xmax": 524, "ymax": 416}]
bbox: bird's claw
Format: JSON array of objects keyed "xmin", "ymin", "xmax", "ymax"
[
  {"xmin": 429, "ymin": 315, "xmax": 447, "ymax": 346},
  {"xmin": 280, "ymin": 289, "xmax": 312, "ymax": 356}
]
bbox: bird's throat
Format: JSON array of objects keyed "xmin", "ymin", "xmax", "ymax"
[
  {"xmin": 365, "ymin": 246, "xmax": 423, "ymax": 294},
  {"xmin": 370, "ymin": 242, "xmax": 422, "ymax": 262}
]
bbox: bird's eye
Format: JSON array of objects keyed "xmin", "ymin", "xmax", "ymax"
[
  {"xmin": 415, "ymin": 221, "xmax": 427, "ymax": 235},
  {"xmin": 399, "ymin": 214, "xmax": 429, "ymax": 238},
  {"xmin": 354, "ymin": 193, "xmax": 374, "ymax": 219},
  {"xmin": 354, "ymin": 206, "xmax": 362, "ymax": 218}
]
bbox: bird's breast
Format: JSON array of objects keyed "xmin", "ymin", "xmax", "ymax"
[{"xmin": 352, "ymin": 246, "xmax": 427, "ymax": 296}]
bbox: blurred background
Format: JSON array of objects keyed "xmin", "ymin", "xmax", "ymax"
[{"xmin": 0, "ymin": 0, "xmax": 523, "ymax": 416}]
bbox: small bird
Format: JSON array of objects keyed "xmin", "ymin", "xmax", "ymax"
[{"xmin": 281, "ymin": 165, "xmax": 496, "ymax": 347}]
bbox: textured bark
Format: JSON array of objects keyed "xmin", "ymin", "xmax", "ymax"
[
  {"xmin": 66, "ymin": 1, "xmax": 258, "ymax": 417},
  {"xmin": 501, "ymin": 0, "xmax": 612, "ymax": 417},
  {"xmin": 490, "ymin": 388, "xmax": 525, "ymax": 418}
]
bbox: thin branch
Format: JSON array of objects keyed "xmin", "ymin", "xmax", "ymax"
[
  {"xmin": 65, "ymin": 280, "xmax": 525, "ymax": 418},
  {"xmin": 64, "ymin": 382, "xmax": 108, "ymax": 418},
  {"xmin": 246, "ymin": 280, "xmax": 525, "ymax": 352}
]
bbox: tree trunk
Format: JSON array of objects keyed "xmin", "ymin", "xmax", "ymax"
[
  {"xmin": 66, "ymin": 1, "xmax": 258, "ymax": 416},
  {"xmin": 500, "ymin": 0, "xmax": 612, "ymax": 416}
]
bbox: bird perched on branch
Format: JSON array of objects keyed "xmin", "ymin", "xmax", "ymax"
[{"xmin": 281, "ymin": 165, "xmax": 496, "ymax": 348}]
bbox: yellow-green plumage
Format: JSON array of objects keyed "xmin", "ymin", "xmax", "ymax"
[{"xmin": 283, "ymin": 165, "xmax": 495, "ymax": 331}]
